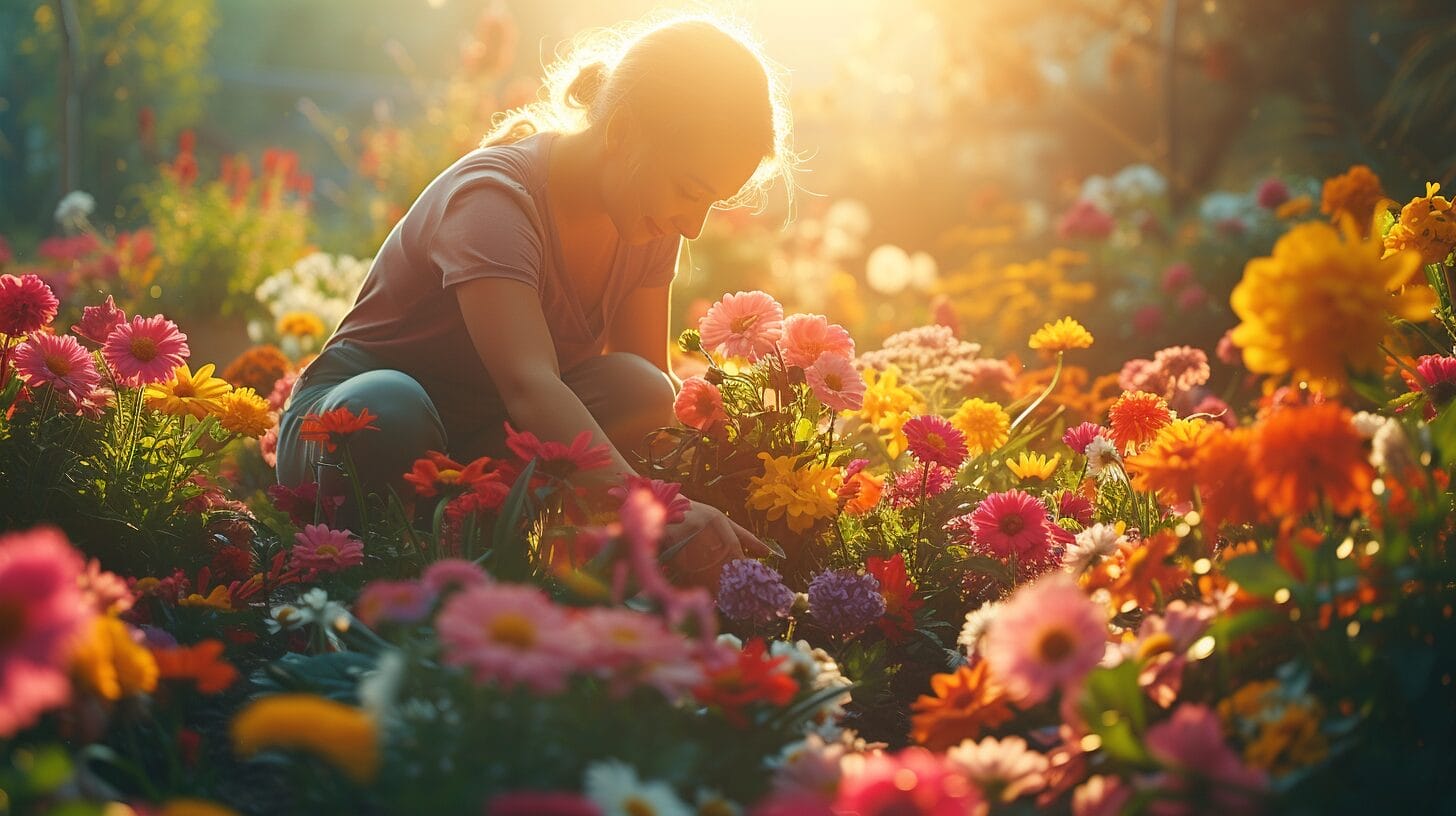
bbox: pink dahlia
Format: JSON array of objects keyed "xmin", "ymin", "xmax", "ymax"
[
  {"xmin": 903, "ymin": 414, "xmax": 968, "ymax": 470},
  {"xmin": 70, "ymin": 296, "xmax": 127, "ymax": 347},
  {"xmin": 780, "ymin": 313, "xmax": 854, "ymax": 369},
  {"xmin": 290, "ymin": 524, "xmax": 365, "ymax": 573},
  {"xmin": 833, "ymin": 747, "xmax": 984, "ymax": 816},
  {"xmin": 355, "ymin": 580, "xmax": 435, "ymax": 627},
  {"xmin": 0, "ymin": 526, "xmax": 94, "ymax": 737},
  {"xmin": 952, "ymin": 489, "xmax": 1054, "ymax": 565},
  {"xmin": 982, "ymin": 575, "xmax": 1107, "ymax": 705},
  {"xmin": 102, "ymin": 314, "xmax": 189, "ymax": 386},
  {"xmin": 1062, "ymin": 422, "xmax": 1106, "ymax": 455},
  {"xmin": 0, "ymin": 274, "xmax": 59, "ymax": 336},
  {"xmin": 674, "ymin": 376, "xmax": 727, "ymax": 431},
  {"xmin": 804, "ymin": 351, "xmax": 866, "ymax": 411},
  {"xmin": 436, "ymin": 582, "xmax": 588, "ymax": 694},
  {"xmin": 1144, "ymin": 704, "xmax": 1267, "ymax": 816},
  {"xmin": 12, "ymin": 332, "xmax": 101, "ymax": 403},
  {"xmin": 697, "ymin": 290, "xmax": 784, "ymax": 361}
]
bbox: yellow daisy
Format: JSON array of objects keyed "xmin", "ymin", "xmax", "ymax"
[
  {"xmin": 214, "ymin": 387, "xmax": 273, "ymax": 437},
  {"xmin": 145, "ymin": 362, "xmax": 233, "ymax": 419},
  {"xmin": 1006, "ymin": 451, "xmax": 1060, "ymax": 481},
  {"xmin": 1028, "ymin": 317, "xmax": 1094, "ymax": 352}
]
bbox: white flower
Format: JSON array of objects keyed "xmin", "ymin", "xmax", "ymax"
[
  {"xmin": 1063, "ymin": 523, "xmax": 1125, "ymax": 574},
  {"xmin": 1350, "ymin": 411, "xmax": 1385, "ymax": 439},
  {"xmin": 266, "ymin": 603, "xmax": 308, "ymax": 634},
  {"xmin": 1083, "ymin": 436, "xmax": 1121, "ymax": 480},
  {"xmin": 1111, "ymin": 164, "xmax": 1168, "ymax": 209},
  {"xmin": 54, "ymin": 190, "xmax": 95, "ymax": 230},
  {"xmin": 946, "ymin": 735, "xmax": 1049, "ymax": 803},
  {"xmin": 770, "ymin": 639, "xmax": 853, "ymax": 729},
  {"xmin": 358, "ymin": 648, "xmax": 406, "ymax": 722},
  {"xmin": 299, "ymin": 587, "xmax": 350, "ymax": 632},
  {"xmin": 865, "ymin": 244, "xmax": 912, "ymax": 295},
  {"xmin": 824, "ymin": 198, "xmax": 871, "ymax": 238},
  {"xmin": 1370, "ymin": 417, "xmax": 1416, "ymax": 475},
  {"xmin": 908, "ymin": 251, "xmax": 939, "ymax": 292},
  {"xmin": 584, "ymin": 760, "xmax": 693, "ymax": 816},
  {"xmin": 957, "ymin": 602, "xmax": 1001, "ymax": 656},
  {"xmin": 715, "ymin": 632, "xmax": 744, "ymax": 652},
  {"xmin": 766, "ymin": 731, "xmax": 875, "ymax": 798}
]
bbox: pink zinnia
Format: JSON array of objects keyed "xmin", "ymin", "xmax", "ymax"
[
  {"xmin": 71, "ymin": 296, "xmax": 127, "ymax": 347},
  {"xmin": 436, "ymin": 582, "xmax": 588, "ymax": 694},
  {"xmin": 1144, "ymin": 704, "xmax": 1267, "ymax": 816},
  {"xmin": 0, "ymin": 274, "xmax": 59, "ymax": 336},
  {"xmin": 833, "ymin": 747, "xmax": 984, "ymax": 816},
  {"xmin": 804, "ymin": 351, "xmax": 866, "ymax": 411},
  {"xmin": 290, "ymin": 524, "xmax": 365, "ymax": 573},
  {"xmin": 673, "ymin": 376, "xmax": 727, "ymax": 431},
  {"xmin": 0, "ymin": 526, "xmax": 94, "ymax": 737},
  {"xmin": 780, "ymin": 313, "xmax": 854, "ymax": 369},
  {"xmin": 982, "ymin": 575, "xmax": 1107, "ymax": 705},
  {"xmin": 420, "ymin": 558, "xmax": 490, "ymax": 594},
  {"xmin": 903, "ymin": 414, "xmax": 968, "ymax": 470},
  {"xmin": 953, "ymin": 489, "xmax": 1054, "ymax": 565},
  {"xmin": 355, "ymin": 580, "xmax": 436, "ymax": 627},
  {"xmin": 505, "ymin": 424, "xmax": 612, "ymax": 479},
  {"xmin": 12, "ymin": 332, "xmax": 101, "ymax": 403},
  {"xmin": 697, "ymin": 290, "xmax": 784, "ymax": 361},
  {"xmin": 1062, "ymin": 422, "xmax": 1106, "ymax": 455},
  {"xmin": 102, "ymin": 314, "xmax": 189, "ymax": 386}
]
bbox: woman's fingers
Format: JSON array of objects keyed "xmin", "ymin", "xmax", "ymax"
[{"xmin": 727, "ymin": 516, "xmax": 783, "ymax": 558}]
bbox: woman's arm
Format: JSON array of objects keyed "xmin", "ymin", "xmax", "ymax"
[{"xmin": 605, "ymin": 282, "xmax": 678, "ymax": 387}]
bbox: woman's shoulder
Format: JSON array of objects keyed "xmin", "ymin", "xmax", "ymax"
[{"xmin": 445, "ymin": 131, "xmax": 553, "ymax": 195}]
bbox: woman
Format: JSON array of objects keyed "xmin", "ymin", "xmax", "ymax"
[{"xmin": 277, "ymin": 15, "xmax": 795, "ymax": 576}]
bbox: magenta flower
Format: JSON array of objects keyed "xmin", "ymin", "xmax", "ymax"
[
  {"xmin": 0, "ymin": 274, "xmax": 59, "ymax": 336},
  {"xmin": 102, "ymin": 314, "xmax": 190, "ymax": 386},
  {"xmin": 420, "ymin": 558, "xmax": 490, "ymax": 594},
  {"xmin": 290, "ymin": 524, "xmax": 365, "ymax": 573},
  {"xmin": 673, "ymin": 376, "xmax": 727, "ymax": 431},
  {"xmin": 70, "ymin": 296, "xmax": 127, "ymax": 346},
  {"xmin": 950, "ymin": 489, "xmax": 1055, "ymax": 566},
  {"xmin": 804, "ymin": 351, "xmax": 866, "ymax": 411},
  {"xmin": 1255, "ymin": 178, "xmax": 1290, "ymax": 209},
  {"xmin": 1062, "ymin": 422, "xmax": 1107, "ymax": 455},
  {"xmin": 1160, "ymin": 262, "xmax": 1194, "ymax": 294},
  {"xmin": 834, "ymin": 747, "xmax": 983, "ymax": 816},
  {"xmin": 436, "ymin": 582, "xmax": 589, "ymax": 694},
  {"xmin": 1413, "ymin": 354, "xmax": 1456, "ymax": 419},
  {"xmin": 1056, "ymin": 199, "xmax": 1115, "ymax": 242},
  {"xmin": 697, "ymin": 290, "xmax": 784, "ymax": 361},
  {"xmin": 780, "ymin": 313, "xmax": 854, "ymax": 369},
  {"xmin": 1144, "ymin": 704, "xmax": 1267, "ymax": 816},
  {"xmin": 982, "ymin": 575, "xmax": 1107, "ymax": 705},
  {"xmin": 12, "ymin": 332, "xmax": 101, "ymax": 404},
  {"xmin": 887, "ymin": 465, "xmax": 956, "ymax": 509},
  {"xmin": 903, "ymin": 414, "xmax": 968, "ymax": 470}
]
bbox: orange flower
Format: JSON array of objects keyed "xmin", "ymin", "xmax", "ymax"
[
  {"xmin": 153, "ymin": 639, "xmax": 239, "ymax": 694},
  {"xmin": 1383, "ymin": 182, "xmax": 1456, "ymax": 266},
  {"xmin": 221, "ymin": 344, "xmax": 291, "ymax": 393},
  {"xmin": 299, "ymin": 406, "xmax": 381, "ymax": 453},
  {"xmin": 1320, "ymin": 164, "xmax": 1386, "ymax": 230},
  {"xmin": 1082, "ymin": 531, "xmax": 1189, "ymax": 614},
  {"xmin": 1194, "ymin": 427, "xmax": 1264, "ymax": 533},
  {"xmin": 1107, "ymin": 391, "xmax": 1173, "ymax": 453},
  {"xmin": 1250, "ymin": 403, "xmax": 1372, "ymax": 517},
  {"xmin": 842, "ymin": 469, "xmax": 885, "ymax": 515},
  {"xmin": 1126, "ymin": 419, "xmax": 1219, "ymax": 505},
  {"xmin": 402, "ymin": 451, "xmax": 503, "ymax": 498},
  {"xmin": 909, "ymin": 660, "xmax": 1015, "ymax": 751}
]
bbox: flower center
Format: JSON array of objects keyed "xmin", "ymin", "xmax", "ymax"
[
  {"xmin": 623, "ymin": 798, "xmax": 658, "ymax": 816},
  {"xmin": 129, "ymin": 336, "xmax": 158, "ymax": 362},
  {"xmin": 824, "ymin": 373, "xmax": 843, "ymax": 391},
  {"xmin": 315, "ymin": 544, "xmax": 339, "ymax": 559},
  {"xmin": 999, "ymin": 514, "xmax": 1026, "ymax": 535},
  {"xmin": 488, "ymin": 612, "xmax": 537, "ymax": 649},
  {"xmin": 173, "ymin": 381, "xmax": 196, "ymax": 398},
  {"xmin": 730, "ymin": 314, "xmax": 760, "ymax": 334},
  {"xmin": 0, "ymin": 599, "xmax": 26, "ymax": 647},
  {"xmin": 43, "ymin": 353, "xmax": 73, "ymax": 377},
  {"xmin": 926, "ymin": 432, "xmax": 945, "ymax": 450},
  {"xmin": 438, "ymin": 468, "xmax": 462, "ymax": 484},
  {"xmin": 1036, "ymin": 626, "xmax": 1076, "ymax": 663}
]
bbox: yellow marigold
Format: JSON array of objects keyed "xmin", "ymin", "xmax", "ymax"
[
  {"xmin": 276, "ymin": 311, "xmax": 326, "ymax": 339},
  {"xmin": 215, "ymin": 387, "xmax": 273, "ymax": 438},
  {"xmin": 746, "ymin": 453, "xmax": 842, "ymax": 534},
  {"xmin": 1028, "ymin": 316, "xmax": 1093, "ymax": 352},
  {"xmin": 160, "ymin": 800, "xmax": 244, "ymax": 816},
  {"xmin": 1383, "ymin": 182, "xmax": 1456, "ymax": 266},
  {"xmin": 876, "ymin": 411, "xmax": 913, "ymax": 460},
  {"xmin": 233, "ymin": 693, "xmax": 379, "ymax": 783},
  {"xmin": 1229, "ymin": 219, "xmax": 1433, "ymax": 393},
  {"xmin": 1218, "ymin": 679, "xmax": 1281, "ymax": 723},
  {"xmin": 72, "ymin": 616, "xmax": 159, "ymax": 700},
  {"xmin": 1125, "ymin": 418, "xmax": 1219, "ymax": 504},
  {"xmin": 1320, "ymin": 164, "xmax": 1386, "ymax": 228},
  {"xmin": 145, "ymin": 362, "xmax": 232, "ymax": 420},
  {"xmin": 860, "ymin": 365, "xmax": 924, "ymax": 427},
  {"xmin": 950, "ymin": 398, "xmax": 1010, "ymax": 456},
  {"xmin": 1244, "ymin": 702, "xmax": 1329, "ymax": 777},
  {"xmin": 1107, "ymin": 390, "xmax": 1173, "ymax": 453},
  {"xmin": 1006, "ymin": 451, "xmax": 1059, "ymax": 481},
  {"xmin": 1275, "ymin": 195, "xmax": 1313, "ymax": 220}
]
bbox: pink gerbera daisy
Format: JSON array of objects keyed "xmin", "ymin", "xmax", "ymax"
[
  {"xmin": 0, "ymin": 526, "xmax": 95, "ymax": 737},
  {"xmin": 981, "ymin": 575, "xmax": 1107, "ymax": 705},
  {"xmin": 0, "ymin": 274, "xmax": 59, "ymax": 336},
  {"xmin": 697, "ymin": 290, "xmax": 784, "ymax": 361},
  {"xmin": 947, "ymin": 489, "xmax": 1055, "ymax": 568},
  {"xmin": 1061, "ymin": 421, "xmax": 1106, "ymax": 455},
  {"xmin": 1412, "ymin": 354, "xmax": 1456, "ymax": 419},
  {"xmin": 1144, "ymin": 704, "xmax": 1268, "ymax": 813},
  {"xmin": 804, "ymin": 351, "xmax": 866, "ymax": 411},
  {"xmin": 12, "ymin": 332, "xmax": 101, "ymax": 403},
  {"xmin": 421, "ymin": 558, "xmax": 491, "ymax": 594},
  {"xmin": 780, "ymin": 313, "xmax": 854, "ymax": 369},
  {"xmin": 102, "ymin": 314, "xmax": 190, "ymax": 387},
  {"xmin": 673, "ymin": 376, "xmax": 727, "ymax": 431},
  {"xmin": 355, "ymin": 580, "xmax": 436, "ymax": 627},
  {"xmin": 504, "ymin": 423, "xmax": 612, "ymax": 480},
  {"xmin": 70, "ymin": 296, "xmax": 127, "ymax": 347},
  {"xmin": 903, "ymin": 414, "xmax": 969, "ymax": 470},
  {"xmin": 290, "ymin": 524, "xmax": 365, "ymax": 574},
  {"xmin": 436, "ymin": 582, "xmax": 589, "ymax": 694}
]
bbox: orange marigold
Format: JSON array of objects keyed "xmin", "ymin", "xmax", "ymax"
[
  {"xmin": 1082, "ymin": 531, "xmax": 1189, "ymax": 614},
  {"xmin": 909, "ymin": 660, "xmax": 1015, "ymax": 751},
  {"xmin": 1250, "ymin": 403, "xmax": 1373, "ymax": 517},
  {"xmin": 221, "ymin": 344, "xmax": 291, "ymax": 394},
  {"xmin": 1194, "ymin": 427, "xmax": 1264, "ymax": 534},
  {"xmin": 1126, "ymin": 418, "xmax": 1219, "ymax": 505},
  {"xmin": 1107, "ymin": 390, "xmax": 1173, "ymax": 453},
  {"xmin": 1320, "ymin": 164, "xmax": 1386, "ymax": 230}
]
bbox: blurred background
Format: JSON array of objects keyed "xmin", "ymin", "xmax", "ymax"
[{"xmin": 2, "ymin": 0, "xmax": 1454, "ymax": 370}]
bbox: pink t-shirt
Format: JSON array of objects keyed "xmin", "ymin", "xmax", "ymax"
[{"xmin": 325, "ymin": 130, "xmax": 680, "ymax": 442}]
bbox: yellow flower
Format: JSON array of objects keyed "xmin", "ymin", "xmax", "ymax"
[
  {"xmin": 746, "ymin": 453, "xmax": 842, "ymax": 534},
  {"xmin": 1028, "ymin": 317, "xmax": 1093, "ymax": 352},
  {"xmin": 145, "ymin": 362, "xmax": 232, "ymax": 419},
  {"xmin": 1320, "ymin": 164, "xmax": 1386, "ymax": 229},
  {"xmin": 875, "ymin": 411, "xmax": 913, "ymax": 460},
  {"xmin": 232, "ymin": 693, "xmax": 379, "ymax": 783},
  {"xmin": 859, "ymin": 365, "xmax": 924, "ymax": 427},
  {"xmin": 160, "ymin": 800, "xmax": 243, "ymax": 816},
  {"xmin": 214, "ymin": 387, "xmax": 273, "ymax": 437},
  {"xmin": 1244, "ymin": 702, "xmax": 1329, "ymax": 777},
  {"xmin": 950, "ymin": 398, "xmax": 1009, "ymax": 455},
  {"xmin": 1383, "ymin": 182, "xmax": 1456, "ymax": 266},
  {"xmin": 179, "ymin": 585, "xmax": 234, "ymax": 611},
  {"xmin": 1229, "ymin": 219, "xmax": 1434, "ymax": 393},
  {"xmin": 72, "ymin": 616, "xmax": 159, "ymax": 700},
  {"xmin": 1218, "ymin": 679, "xmax": 1280, "ymax": 723},
  {"xmin": 1006, "ymin": 451, "xmax": 1060, "ymax": 481},
  {"xmin": 276, "ymin": 311, "xmax": 326, "ymax": 339}
]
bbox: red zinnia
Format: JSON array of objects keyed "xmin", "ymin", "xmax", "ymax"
[
  {"xmin": 866, "ymin": 553, "xmax": 923, "ymax": 643},
  {"xmin": 694, "ymin": 638, "xmax": 799, "ymax": 728},
  {"xmin": 298, "ymin": 406, "xmax": 381, "ymax": 452}
]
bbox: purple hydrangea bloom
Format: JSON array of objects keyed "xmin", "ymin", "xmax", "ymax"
[
  {"xmin": 808, "ymin": 569, "xmax": 886, "ymax": 636},
  {"xmin": 717, "ymin": 559, "xmax": 794, "ymax": 624}
]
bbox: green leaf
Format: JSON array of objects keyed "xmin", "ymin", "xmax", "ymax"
[
  {"xmin": 1078, "ymin": 662, "xmax": 1151, "ymax": 765},
  {"xmin": 23, "ymin": 745, "xmax": 73, "ymax": 793},
  {"xmin": 1222, "ymin": 551, "xmax": 1296, "ymax": 598},
  {"xmin": 251, "ymin": 651, "xmax": 377, "ymax": 701},
  {"xmin": 491, "ymin": 459, "xmax": 537, "ymax": 581}
]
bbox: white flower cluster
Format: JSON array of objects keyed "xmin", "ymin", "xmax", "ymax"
[
  {"xmin": 1079, "ymin": 164, "xmax": 1168, "ymax": 215},
  {"xmin": 859, "ymin": 324, "xmax": 1013, "ymax": 398},
  {"xmin": 251, "ymin": 252, "xmax": 371, "ymax": 356}
]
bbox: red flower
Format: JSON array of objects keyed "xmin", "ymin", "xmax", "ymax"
[
  {"xmin": 266, "ymin": 482, "xmax": 343, "ymax": 527},
  {"xmin": 866, "ymin": 553, "xmax": 923, "ymax": 643},
  {"xmin": 504, "ymin": 423, "xmax": 612, "ymax": 481},
  {"xmin": 151, "ymin": 640, "xmax": 239, "ymax": 694},
  {"xmin": 694, "ymin": 638, "xmax": 799, "ymax": 728},
  {"xmin": 298, "ymin": 406, "xmax": 380, "ymax": 452},
  {"xmin": 402, "ymin": 450, "xmax": 505, "ymax": 498}
]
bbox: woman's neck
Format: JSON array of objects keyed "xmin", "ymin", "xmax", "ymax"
[{"xmin": 546, "ymin": 130, "xmax": 616, "ymax": 238}]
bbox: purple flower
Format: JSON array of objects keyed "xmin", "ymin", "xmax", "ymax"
[
  {"xmin": 717, "ymin": 559, "xmax": 794, "ymax": 625},
  {"xmin": 808, "ymin": 569, "xmax": 886, "ymax": 636}
]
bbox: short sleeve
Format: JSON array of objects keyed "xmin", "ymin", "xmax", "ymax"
[
  {"xmin": 430, "ymin": 177, "xmax": 545, "ymax": 290},
  {"xmin": 642, "ymin": 236, "xmax": 682, "ymax": 288}
]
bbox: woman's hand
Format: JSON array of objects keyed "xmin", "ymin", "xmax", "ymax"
[{"xmin": 664, "ymin": 499, "xmax": 775, "ymax": 585}]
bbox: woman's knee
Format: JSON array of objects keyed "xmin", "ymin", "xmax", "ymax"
[{"xmin": 288, "ymin": 369, "xmax": 446, "ymax": 492}]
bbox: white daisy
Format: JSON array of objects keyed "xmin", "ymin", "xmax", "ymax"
[
  {"xmin": 1083, "ymin": 436, "xmax": 1122, "ymax": 480},
  {"xmin": 584, "ymin": 760, "xmax": 693, "ymax": 816},
  {"xmin": 957, "ymin": 601, "xmax": 1002, "ymax": 656},
  {"xmin": 1063, "ymin": 523, "xmax": 1125, "ymax": 574}
]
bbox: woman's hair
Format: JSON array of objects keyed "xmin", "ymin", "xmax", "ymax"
[{"xmin": 479, "ymin": 12, "xmax": 798, "ymax": 212}]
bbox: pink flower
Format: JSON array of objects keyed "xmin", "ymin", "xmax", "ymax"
[
  {"xmin": 1175, "ymin": 285, "xmax": 1208, "ymax": 311},
  {"xmin": 903, "ymin": 414, "xmax": 968, "ymax": 470},
  {"xmin": 79, "ymin": 559, "xmax": 133, "ymax": 615},
  {"xmin": 70, "ymin": 296, "xmax": 127, "ymax": 346},
  {"xmin": 420, "ymin": 558, "xmax": 490, "ymax": 594},
  {"xmin": 673, "ymin": 376, "xmax": 727, "ymax": 431},
  {"xmin": 618, "ymin": 486, "xmax": 666, "ymax": 554},
  {"xmin": 259, "ymin": 425, "xmax": 280, "ymax": 467},
  {"xmin": 1144, "ymin": 704, "xmax": 1267, "ymax": 816},
  {"xmin": 1072, "ymin": 775, "xmax": 1132, "ymax": 816},
  {"xmin": 1413, "ymin": 354, "xmax": 1456, "ymax": 419},
  {"xmin": 504, "ymin": 423, "xmax": 612, "ymax": 480},
  {"xmin": 1056, "ymin": 200, "xmax": 1115, "ymax": 241},
  {"xmin": 355, "ymin": 580, "xmax": 436, "ymax": 627},
  {"xmin": 1062, "ymin": 422, "xmax": 1106, "ymax": 455},
  {"xmin": 887, "ymin": 465, "xmax": 956, "ymax": 509},
  {"xmin": 1057, "ymin": 492, "xmax": 1094, "ymax": 526},
  {"xmin": 0, "ymin": 274, "xmax": 59, "ymax": 336},
  {"xmin": 12, "ymin": 332, "xmax": 101, "ymax": 403},
  {"xmin": 949, "ymin": 489, "xmax": 1054, "ymax": 567},
  {"xmin": 946, "ymin": 735, "xmax": 1049, "ymax": 803},
  {"xmin": 609, "ymin": 476, "xmax": 691, "ymax": 524},
  {"xmin": 697, "ymin": 290, "xmax": 784, "ymax": 361},
  {"xmin": 1131, "ymin": 305, "xmax": 1164, "ymax": 336},
  {"xmin": 102, "ymin": 314, "xmax": 190, "ymax": 387},
  {"xmin": 804, "ymin": 351, "xmax": 866, "ymax": 411},
  {"xmin": 436, "ymin": 582, "xmax": 588, "ymax": 693},
  {"xmin": 780, "ymin": 313, "xmax": 854, "ymax": 369},
  {"xmin": 982, "ymin": 575, "xmax": 1106, "ymax": 705},
  {"xmin": 0, "ymin": 526, "xmax": 94, "ymax": 737},
  {"xmin": 1160, "ymin": 262, "xmax": 1194, "ymax": 294},
  {"xmin": 290, "ymin": 524, "xmax": 364, "ymax": 573},
  {"xmin": 578, "ymin": 607, "xmax": 702, "ymax": 698},
  {"xmin": 1152, "ymin": 346, "xmax": 1211, "ymax": 395},
  {"xmin": 834, "ymin": 747, "xmax": 984, "ymax": 816},
  {"xmin": 1255, "ymin": 178, "xmax": 1290, "ymax": 209}
]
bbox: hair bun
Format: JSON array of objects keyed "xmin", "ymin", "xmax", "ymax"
[{"xmin": 565, "ymin": 61, "xmax": 609, "ymax": 108}]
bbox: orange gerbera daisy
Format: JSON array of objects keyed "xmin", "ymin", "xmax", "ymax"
[
  {"xmin": 909, "ymin": 660, "xmax": 1015, "ymax": 751},
  {"xmin": 299, "ymin": 406, "xmax": 381, "ymax": 453},
  {"xmin": 1107, "ymin": 390, "xmax": 1173, "ymax": 453},
  {"xmin": 402, "ymin": 451, "xmax": 503, "ymax": 498},
  {"xmin": 152, "ymin": 639, "xmax": 239, "ymax": 694},
  {"xmin": 1194, "ymin": 427, "xmax": 1264, "ymax": 534},
  {"xmin": 1081, "ymin": 531, "xmax": 1188, "ymax": 614},
  {"xmin": 1250, "ymin": 403, "xmax": 1373, "ymax": 517},
  {"xmin": 1320, "ymin": 164, "xmax": 1386, "ymax": 230},
  {"xmin": 1126, "ymin": 418, "xmax": 1219, "ymax": 505}
]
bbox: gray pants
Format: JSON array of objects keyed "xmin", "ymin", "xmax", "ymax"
[{"xmin": 275, "ymin": 340, "xmax": 674, "ymax": 497}]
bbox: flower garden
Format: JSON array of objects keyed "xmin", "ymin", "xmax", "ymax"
[{"xmin": 4, "ymin": 2, "xmax": 1456, "ymax": 815}]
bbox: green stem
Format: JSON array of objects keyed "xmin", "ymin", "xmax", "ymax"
[
  {"xmin": 342, "ymin": 444, "xmax": 369, "ymax": 533},
  {"xmin": 1010, "ymin": 352, "xmax": 1064, "ymax": 432}
]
